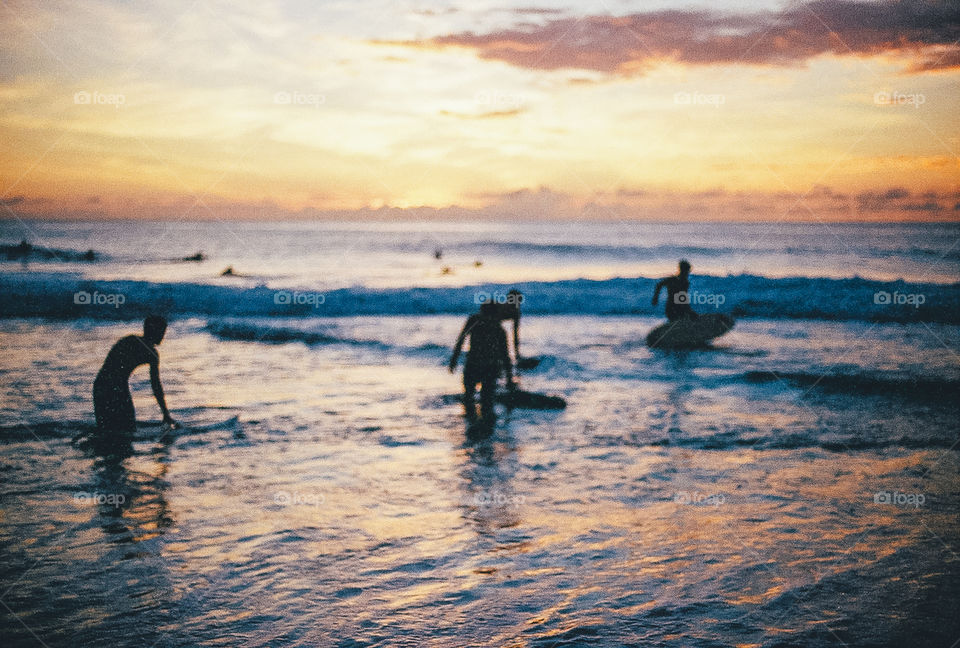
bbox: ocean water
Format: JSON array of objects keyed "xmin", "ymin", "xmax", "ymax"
[{"xmin": 1, "ymin": 219, "xmax": 959, "ymax": 647}]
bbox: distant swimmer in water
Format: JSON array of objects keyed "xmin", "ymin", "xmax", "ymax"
[
  {"xmin": 93, "ymin": 315, "xmax": 176, "ymax": 437},
  {"xmin": 2, "ymin": 240, "xmax": 96, "ymax": 262},
  {"xmin": 220, "ymin": 266, "xmax": 235, "ymax": 276},
  {"xmin": 434, "ymin": 248, "xmax": 443, "ymax": 260},
  {"xmin": 449, "ymin": 302, "xmax": 516, "ymax": 420},
  {"xmin": 652, "ymin": 259, "xmax": 698, "ymax": 321}
]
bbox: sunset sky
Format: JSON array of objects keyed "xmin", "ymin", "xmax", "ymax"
[{"xmin": 1, "ymin": 0, "xmax": 957, "ymax": 221}]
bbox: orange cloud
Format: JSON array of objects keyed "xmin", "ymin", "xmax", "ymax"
[{"xmin": 438, "ymin": 108, "xmax": 525, "ymax": 119}]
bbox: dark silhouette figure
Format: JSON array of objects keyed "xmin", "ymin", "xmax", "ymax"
[
  {"xmin": 652, "ymin": 260, "xmax": 698, "ymax": 321},
  {"xmin": 2, "ymin": 239, "xmax": 96, "ymax": 262},
  {"xmin": 450, "ymin": 302, "xmax": 516, "ymax": 420},
  {"xmin": 494, "ymin": 289, "xmax": 526, "ymax": 367},
  {"xmin": 93, "ymin": 315, "xmax": 176, "ymax": 437},
  {"xmin": 13, "ymin": 239, "xmax": 32, "ymax": 257}
]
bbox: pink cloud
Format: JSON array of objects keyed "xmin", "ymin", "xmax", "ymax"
[{"xmin": 391, "ymin": 0, "xmax": 960, "ymax": 75}]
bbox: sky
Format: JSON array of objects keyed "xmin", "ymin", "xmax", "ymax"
[{"xmin": 0, "ymin": 0, "xmax": 958, "ymax": 221}]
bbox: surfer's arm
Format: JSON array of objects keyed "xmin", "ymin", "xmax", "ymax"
[
  {"xmin": 449, "ymin": 317, "xmax": 471, "ymax": 372},
  {"xmin": 499, "ymin": 331, "xmax": 516, "ymax": 389},
  {"xmin": 512, "ymin": 314, "xmax": 520, "ymax": 360},
  {"xmin": 149, "ymin": 358, "xmax": 175, "ymax": 425},
  {"xmin": 652, "ymin": 279, "xmax": 666, "ymax": 305}
]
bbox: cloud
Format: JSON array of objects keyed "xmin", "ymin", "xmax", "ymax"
[
  {"xmin": 392, "ymin": 0, "xmax": 960, "ymax": 76},
  {"xmin": 464, "ymin": 185, "xmax": 959, "ymax": 221},
  {"xmin": 439, "ymin": 108, "xmax": 525, "ymax": 119},
  {"xmin": 856, "ymin": 187, "xmax": 957, "ymax": 212},
  {"xmin": 902, "ymin": 200, "xmax": 944, "ymax": 212},
  {"xmin": 907, "ymin": 47, "xmax": 960, "ymax": 73},
  {"xmin": 10, "ymin": 185, "xmax": 957, "ymax": 222}
]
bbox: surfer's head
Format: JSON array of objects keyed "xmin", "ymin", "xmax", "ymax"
[
  {"xmin": 499, "ymin": 289, "xmax": 523, "ymax": 320},
  {"xmin": 143, "ymin": 315, "xmax": 167, "ymax": 345},
  {"xmin": 678, "ymin": 259, "xmax": 691, "ymax": 276}
]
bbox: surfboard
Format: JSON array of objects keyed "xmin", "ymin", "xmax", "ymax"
[
  {"xmin": 646, "ymin": 313, "xmax": 735, "ymax": 349},
  {"xmin": 133, "ymin": 415, "xmax": 240, "ymax": 440},
  {"xmin": 495, "ymin": 389, "xmax": 567, "ymax": 410},
  {"xmin": 516, "ymin": 356, "xmax": 541, "ymax": 370}
]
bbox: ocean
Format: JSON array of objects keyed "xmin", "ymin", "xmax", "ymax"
[{"xmin": 1, "ymin": 218, "xmax": 958, "ymax": 647}]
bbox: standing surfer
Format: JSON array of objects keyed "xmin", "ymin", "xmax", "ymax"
[
  {"xmin": 652, "ymin": 260, "xmax": 698, "ymax": 321},
  {"xmin": 449, "ymin": 302, "xmax": 516, "ymax": 421}
]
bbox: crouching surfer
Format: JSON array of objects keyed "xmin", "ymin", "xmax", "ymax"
[{"xmin": 93, "ymin": 315, "xmax": 177, "ymax": 451}]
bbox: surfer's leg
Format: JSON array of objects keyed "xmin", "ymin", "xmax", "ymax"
[
  {"xmin": 93, "ymin": 378, "xmax": 108, "ymax": 431},
  {"xmin": 462, "ymin": 363, "xmax": 479, "ymax": 418},
  {"xmin": 479, "ymin": 369, "xmax": 497, "ymax": 421},
  {"xmin": 94, "ymin": 381, "xmax": 136, "ymax": 436},
  {"xmin": 91, "ymin": 381, "xmax": 135, "ymax": 457},
  {"xmin": 116, "ymin": 387, "xmax": 136, "ymax": 434}
]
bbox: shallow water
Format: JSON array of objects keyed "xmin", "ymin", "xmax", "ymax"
[{"xmin": 2, "ymin": 315, "xmax": 958, "ymax": 647}]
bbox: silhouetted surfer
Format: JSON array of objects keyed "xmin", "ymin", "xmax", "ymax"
[
  {"xmin": 93, "ymin": 315, "xmax": 176, "ymax": 437},
  {"xmin": 2, "ymin": 239, "xmax": 96, "ymax": 262},
  {"xmin": 652, "ymin": 260, "xmax": 698, "ymax": 321},
  {"xmin": 449, "ymin": 302, "xmax": 516, "ymax": 420}
]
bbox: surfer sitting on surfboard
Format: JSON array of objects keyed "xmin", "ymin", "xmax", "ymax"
[
  {"xmin": 449, "ymin": 302, "xmax": 516, "ymax": 420},
  {"xmin": 93, "ymin": 315, "xmax": 177, "ymax": 437},
  {"xmin": 652, "ymin": 259, "xmax": 699, "ymax": 321}
]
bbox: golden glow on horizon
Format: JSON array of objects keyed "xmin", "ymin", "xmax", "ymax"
[{"xmin": 0, "ymin": 2, "xmax": 957, "ymax": 221}]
